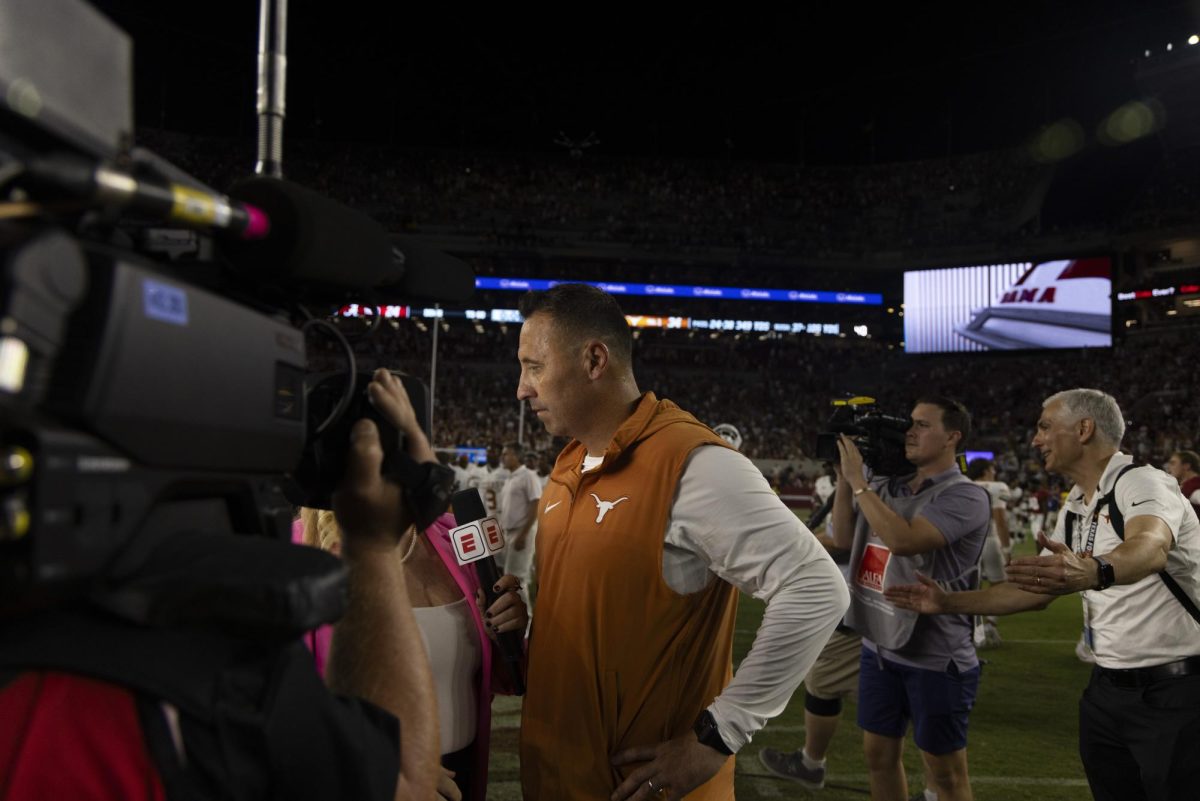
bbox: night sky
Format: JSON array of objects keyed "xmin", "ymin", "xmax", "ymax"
[{"xmin": 92, "ymin": 1, "xmax": 1200, "ymax": 165}]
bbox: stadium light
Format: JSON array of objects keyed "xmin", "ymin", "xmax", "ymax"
[
  {"xmin": 1167, "ymin": 43, "xmax": 1173, "ymax": 51},
  {"xmin": 1030, "ymin": 118, "xmax": 1085, "ymax": 163},
  {"xmin": 1190, "ymin": 35, "xmax": 1199, "ymax": 45},
  {"xmin": 1098, "ymin": 100, "xmax": 1163, "ymax": 146},
  {"xmin": 1145, "ymin": 49, "xmax": 1152, "ymax": 57}
]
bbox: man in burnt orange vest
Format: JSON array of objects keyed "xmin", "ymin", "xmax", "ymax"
[{"xmin": 514, "ymin": 283, "xmax": 849, "ymax": 801}]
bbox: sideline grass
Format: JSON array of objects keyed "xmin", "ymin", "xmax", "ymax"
[{"xmin": 488, "ymin": 539, "xmax": 1095, "ymax": 800}]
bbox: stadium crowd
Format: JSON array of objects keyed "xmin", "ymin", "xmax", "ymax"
[
  {"xmin": 138, "ymin": 128, "xmax": 1059, "ymax": 255},
  {"xmin": 314, "ymin": 311, "xmax": 1198, "ymax": 513}
]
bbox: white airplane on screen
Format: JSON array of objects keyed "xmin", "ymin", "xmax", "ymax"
[{"xmin": 954, "ymin": 258, "xmax": 1112, "ymax": 350}]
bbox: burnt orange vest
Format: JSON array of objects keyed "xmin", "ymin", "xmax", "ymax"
[{"xmin": 520, "ymin": 393, "xmax": 738, "ymax": 801}]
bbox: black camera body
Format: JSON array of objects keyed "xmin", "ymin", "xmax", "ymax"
[
  {"xmin": 294, "ymin": 369, "xmax": 454, "ymax": 529},
  {"xmin": 0, "ymin": 0, "xmax": 465, "ymax": 615},
  {"xmin": 815, "ymin": 398, "xmax": 914, "ymax": 477}
]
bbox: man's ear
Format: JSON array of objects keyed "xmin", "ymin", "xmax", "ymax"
[
  {"xmin": 584, "ymin": 339, "xmax": 610, "ymax": 379},
  {"xmin": 1078, "ymin": 417, "xmax": 1097, "ymax": 444}
]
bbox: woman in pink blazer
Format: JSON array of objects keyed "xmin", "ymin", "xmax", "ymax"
[{"xmin": 294, "ymin": 509, "xmax": 527, "ymax": 801}]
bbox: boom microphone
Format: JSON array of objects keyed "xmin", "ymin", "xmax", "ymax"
[
  {"xmin": 226, "ymin": 177, "xmax": 475, "ymax": 303},
  {"xmin": 449, "ymin": 488, "xmax": 526, "ymax": 696}
]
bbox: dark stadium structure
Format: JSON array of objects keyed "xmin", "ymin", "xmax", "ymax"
[{"xmin": 87, "ymin": 0, "xmax": 1200, "ymax": 476}]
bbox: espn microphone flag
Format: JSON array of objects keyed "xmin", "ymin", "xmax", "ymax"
[
  {"xmin": 451, "ymin": 489, "xmax": 525, "ymax": 695},
  {"xmin": 449, "ymin": 519, "xmax": 505, "ymax": 563},
  {"xmin": 482, "ymin": 518, "xmax": 505, "ymax": 553}
]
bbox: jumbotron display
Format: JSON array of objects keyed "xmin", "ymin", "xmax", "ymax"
[{"xmin": 903, "ymin": 257, "xmax": 1113, "ymax": 353}]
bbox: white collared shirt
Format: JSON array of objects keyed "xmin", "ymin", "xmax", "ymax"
[
  {"xmin": 1050, "ymin": 452, "xmax": 1200, "ymax": 669},
  {"xmin": 580, "ymin": 445, "xmax": 849, "ymax": 750}
]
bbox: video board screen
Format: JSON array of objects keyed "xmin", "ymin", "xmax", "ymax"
[{"xmin": 903, "ymin": 258, "xmax": 1112, "ymax": 353}]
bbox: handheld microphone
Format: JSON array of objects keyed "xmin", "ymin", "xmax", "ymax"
[
  {"xmin": 449, "ymin": 489, "xmax": 526, "ymax": 696},
  {"xmin": 26, "ymin": 155, "xmax": 270, "ymax": 239}
]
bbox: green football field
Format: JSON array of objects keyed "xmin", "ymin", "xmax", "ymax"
[{"xmin": 486, "ymin": 539, "xmax": 1094, "ymax": 800}]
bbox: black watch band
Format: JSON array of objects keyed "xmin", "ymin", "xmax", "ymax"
[
  {"xmin": 1092, "ymin": 555, "xmax": 1116, "ymax": 590},
  {"xmin": 693, "ymin": 709, "xmax": 734, "ymax": 756}
]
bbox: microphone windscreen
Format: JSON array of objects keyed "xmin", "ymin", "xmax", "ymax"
[
  {"xmin": 226, "ymin": 177, "xmax": 396, "ymax": 290},
  {"xmin": 451, "ymin": 488, "xmax": 487, "ymax": 526},
  {"xmin": 392, "ymin": 234, "xmax": 476, "ymax": 305}
]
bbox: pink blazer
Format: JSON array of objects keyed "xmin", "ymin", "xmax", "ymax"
[{"xmin": 292, "ymin": 513, "xmax": 506, "ymax": 801}]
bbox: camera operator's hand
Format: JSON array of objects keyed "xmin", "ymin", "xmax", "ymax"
[
  {"xmin": 328, "ymin": 385, "xmax": 441, "ymax": 801},
  {"xmin": 367, "ymin": 368, "xmax": 437, "ymax": 465},
  {"xmin": 333, "ymin": 419, "xmax": 409, "ymax": 554},
  {"xmin": 436, "ymin": 767, "xmax": 463, "ymax": 801},
  {"xmin": 836, "ymin": 434, "xmax": 868, "ymax": 493},
  {"xmin": 334, "ymin": 369, "xmax": 439, "ymax": 553}
]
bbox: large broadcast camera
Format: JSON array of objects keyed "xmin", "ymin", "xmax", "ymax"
[
  {"xmin": 814, "ymin": 396, "xmax": 914, "ymax": 477},
  {"xmin": 0, "ymin": 0, "xmax": 472, "ymax": 621}
]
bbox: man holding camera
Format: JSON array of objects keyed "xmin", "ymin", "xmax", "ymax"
[
  {"xmin": 0, "ymin": 370, "xmax": 442, "ymax": 801},
  {"xmin": 831, "ymin": 397, "xmax": 990, "ymax": 801},
  {"xmin": 515, "ymin": 283, "xmax": 848, "ymax": 801},
  {"xmin": 886, "ymin": 389, "xmax": 1200, "ymax": 801}
]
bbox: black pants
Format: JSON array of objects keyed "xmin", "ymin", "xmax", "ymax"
[{"xmin": 1078, "ymin": 667, "xmax": 1200, "ymax": 801}]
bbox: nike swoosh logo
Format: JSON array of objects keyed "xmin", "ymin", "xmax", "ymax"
[
  {"xmin": 1130, "ymin": 499, "xmax": 1151, "ymax": 506},
  {"xmin": 545, "ymin": 500, "xmax": 562, "ymax": 513}
]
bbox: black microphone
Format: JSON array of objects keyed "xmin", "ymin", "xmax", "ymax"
[
  {"xmin": 450, "ymin": 488, "xmax": 526, "ymax": 696},
  {"xmin": 226, "ymin": 177, "xmax": 475, "ymax": 303}
]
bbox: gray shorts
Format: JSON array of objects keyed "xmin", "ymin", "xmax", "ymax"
[{"xmin": 804, "ymin": 627, "xmax": 862, "ymax": 700}]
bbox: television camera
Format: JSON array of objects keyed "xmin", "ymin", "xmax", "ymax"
[
  {"xmin": 814, "ymin": 396, "xmax": 913, "ymax": 478},
  {"xmin": 0, "ymin": 0, "xmax": 472, "ymax": 625}
]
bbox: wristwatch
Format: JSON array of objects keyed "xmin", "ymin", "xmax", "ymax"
[
  {"xmin": 693, "ymin": 709, "xmax": 734, "ymax": 755},
  {"xmin": 1092, "ymin": 556, "xmax": 1116, "ymax": 590},
  {"xmin": 853, "ymin": 485, "xmax": 873, "ymax": 498}
]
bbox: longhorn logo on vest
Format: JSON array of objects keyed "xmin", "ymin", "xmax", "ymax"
[
  {"xmin": 589, "ymin": 493, "xmax": 629, "ymax": 524},
  {"xmin": 856, "ymin": 543, "xmax": 891, "ymax": 593}
]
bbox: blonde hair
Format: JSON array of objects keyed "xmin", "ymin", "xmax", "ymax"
[{"xmin": 300, "ymin": 507, "xmax": 343, "ymax": 554}]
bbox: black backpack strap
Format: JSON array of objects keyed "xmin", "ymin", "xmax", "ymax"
[
  {"xmin": 1160, "ymin": 572, "xmax": 1200, "ymax": 625},
  {"xmin": 1100, "ymin": 463, "xmax": 1141, "ymax": 541},
  {"xmin": 1063, "ymin": 510, "xmax": 1077, "ymax": 551},
  {"xmin": 1101, "ymin": 462, "xmax": 1200, "ymax": 624}
]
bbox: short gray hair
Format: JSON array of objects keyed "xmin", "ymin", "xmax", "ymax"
[{"xmin": 1043, "ymin": 389, "xmax": 1125, "ymax": 446}]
